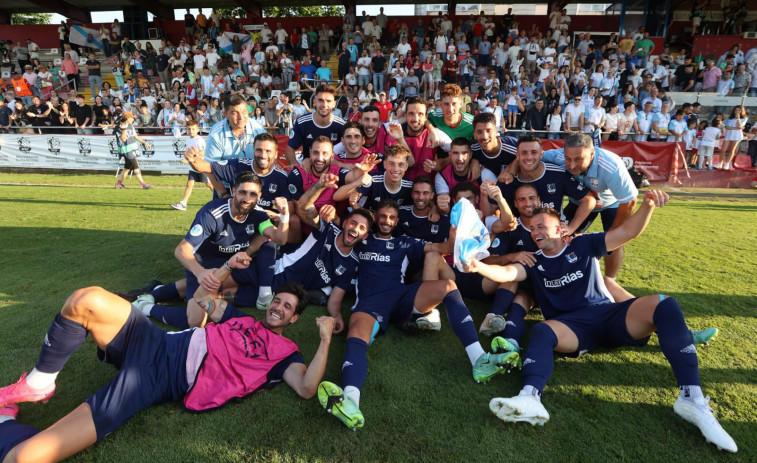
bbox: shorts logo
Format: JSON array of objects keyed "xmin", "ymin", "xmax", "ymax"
[
  {"xmin": 335, "ymin": 265, "xmax": 346, "ymax": 276},
  {"xmin": 547, "ymin": 183, "xmax": 556, "ymax": 194},
  {"xmin": 288, "ymin": 184, "xmax": 297, "ymax": 195},
  {"xmin": 386, "ymin": 242, "xmax": 394, "ymax": 250},
  {"xmin": 246, "ymin": 224, "xmax": 255, "ymax": 235},
  {"xmin": 371, "ymin": 313, "xmax": 384, "ymax": 323},
  {"xmin": 190, "ymin": 224, "xmax": 203, "ymax": 236},
  {"xmin": 268, "ymin": 183, "xmax": 278, "ymax": 193},
  {"xmin": 431, "ymin": 224, "xmax": 439, "ymax": 234},
  {"xmin": 523, "ymin": 358, "xmax": 535, "ymax": 366},
  {"xmin": 566, "ymin": 252, "xmax": 577, "ymax": 263},
  {"xmin": 680, "ymin": 344, "xmax": 697, "ymax": 354},
  {"xmin": 491, "ymin": 238, "xmax": 500, "ymax": 248}
]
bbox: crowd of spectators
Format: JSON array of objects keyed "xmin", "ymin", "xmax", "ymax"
[{"xmin": 0, "ymin": 7, "xmax": 755, "ymax": 149}]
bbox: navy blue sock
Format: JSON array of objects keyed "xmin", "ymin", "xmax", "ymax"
[
  {"xmin": 653, "ymin": 297, "xmax": 700, "ymax": 386},
  {"xmin": 0, "ymin": 421, "xmax": 39, "ymax": 461},
  {"xmin": 522, "ymin": 323, "xmax": 558, "ymax": 393},
  {"xmin": 503, "ymin": 303, "xmax": 528, "ymax": 343},
  {"xmin": 342, "ymin": 337, "xmax": 369, "ymax": 390},
  {"xmin": 149, "ymin": 305, "xmax": 190, "ymax": 330},
  {"xmin": 150, "ymin": 283, "xmax": 180, "ymax": 303},
  {"xmin": 443, "ymin": 290, "xmax": 479, "ymax": 347},
  {"xmin": 256, "ymin": 241, "xmax": 277, "ymax": 288},
  {"xmin": 35, "ymin": 313, "xmax": 87, "ymax": 374},
  {"xmin": 490, "ymin": 288, "xmax": 514, "ymax": 316}
]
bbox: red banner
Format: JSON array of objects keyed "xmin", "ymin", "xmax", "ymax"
[{"xmin": 540, "ymin": 140, "xmax": 677, "ymax": 182}]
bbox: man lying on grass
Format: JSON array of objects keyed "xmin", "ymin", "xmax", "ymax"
[
  {"xmin": 463, "ymin": 190, "xmax": 737, "ymax": 452},
  {"xmin": 0, "ymin": 276, "xmax": 334, "ymax": 462}
]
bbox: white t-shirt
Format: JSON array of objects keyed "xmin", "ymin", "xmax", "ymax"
[
  {"xmin": 275, "ymin": 29, "xmax": 288, "ymax": 44},
  {"xmin": 565, "ymin": 104, "xmax": 584, "ymax": 128},
  {"xmin": 205, "ymin": 52, "xmax": 220, "ymax": 67},
  {"xmin": 547, "ymin": 113, "xmax": 562, "ymax": 132},
  {"xmin": 357, "ymin": 57, "xmax": 372, "ymax": 76},
  {"xmin": 700, "ymin": 126, "xmax": 722, "ymax": 147},
  {"xmin": 193, "ymin": 54, "xmax": 206, "ymax": 69},
  {"xmin": 186, "ymin": 136, "xmax": 206, "ymax": 172}
]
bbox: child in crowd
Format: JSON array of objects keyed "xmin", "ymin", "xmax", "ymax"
[
  {"xmin": 683, "ymin": 119, "xmax": 698, "ymax": 167},
  {"xmin": 170, "ymin": 119, "xmax": 212, "ymax": 211},
  {"xmin": 506, "ymin": 88, "xmax": 523, "ymax": 129},
  {"xmin": 697, "ymin": 119, "xmax": 724, "ymax": 171}
]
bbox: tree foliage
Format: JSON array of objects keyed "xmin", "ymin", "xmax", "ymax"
[
  {"xmin": 215, "ymin": 5, "xmax": 344, "ymax": 18},
  {"xmin": 12, "ymin": 13, "xmax": 52, "ymax": 25}
]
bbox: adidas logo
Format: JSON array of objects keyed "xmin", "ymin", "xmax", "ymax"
[
  {"xmin": 43, "ymin": 334, "xmax": 51, "ymax": 347},
  {"xmin": 325, "ymin": 244, "xmax": 332, "ymax": 251},
  {"xmin": 342, "ymin": 361, "xmax": 353, "ymax": 369},
  {"xmin": 220, "ymin": 230, "xmax": 229, "ymax": 236},
  {"xmin": 306, "ymin": 134, "xmax": 313, "ymax": 139},
  {"xmin": 537, "ymin": 265, "xmax": 545, "ymax": 271},
  {"xmin": 523, "ymin": 358, "xmax": 535, "ymax": 366},
  {"xmin": 516, "ymin": 240, "xmax": 523, "ymax": 246},
  {"xmin": 461, "ymin": 315, "xmax": 473, "ymax": 324},
  {"xmin": 680, "ymin": 344, "xmax": 697, "ymax": 354}
]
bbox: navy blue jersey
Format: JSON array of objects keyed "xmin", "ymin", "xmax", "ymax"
[
  {"xmin": 287, "ymin": 113, "xmax": 345, "ymax": 159},
  {"xmin": 489, "ymin": 218, "xmax": 537, "ymax": 255},
  {"xmin": 184, "ymin": 198, "xmax": 273, "ymax": 268},
  {"xmin": 525, "ymin": 233, "xmax": 613, "ymax": 319},
  {"xmin": 498, "ymin": 162, "xmax": 588, "ymax": 216},
  {"xmin": 274, "ymin": 221, "xmax": 359, "ymax": 292},
  {"xmin": 398, "ymin": 205, "xmax": 450, "ymax": 243},
  {"xmin": 358, "ymin": 175, "xmax": 414, "ymax": 211},
  {"xmin": 355, "ymin": 234, "xmax": 426, "ymax": 298},
  {"xmin": 471, "ymin": 135, "xmax": 518, "ymax": 175},
  {"xmin": 210, "ymin": 159, "xmax": 290, "ymax": 210}
]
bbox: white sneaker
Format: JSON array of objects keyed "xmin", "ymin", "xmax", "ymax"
[
  {"xmin": 479, "ymin": 313, "xmax": 506, "ymax": 337},
  {"xmin": 673, "ymin": 395, "xmax": 737, "ymax": 452},
  {"xmin": 489, "ymin": 393, "xmax": 550, "ymax": 426},
  {"xmin": 416, "ymin": 308, "xmax": 441, "ymax": 331},
  {"xmin": 256, "ymin": 293, "xmax": 274, "ymax": 311},
  {"xmin": 170, "ymin": 202, "xmax": 187, "ymax": 211},
  {"xmin": 713, "ymin": 162, "xmax": 722, "ymax": 169},
  {"xmin": 133, "ymin": 294, "xmax": 155, "ymax": 316}
]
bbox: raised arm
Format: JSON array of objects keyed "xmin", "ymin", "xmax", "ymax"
[
  {"xmin": 605, "ymin": 189, "xmax": 667, "ymax": 251},
  {"xmin": 283, "ymin": 316, "xmax": 335, "ymax": 398},
  {"xmin": 262, "ymin": 197, "xmax": 291, "ymax": 245}
]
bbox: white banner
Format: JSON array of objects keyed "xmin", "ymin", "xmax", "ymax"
[{"xmin": 0, "ymin": 134, "xmax": 192, "ymax": 174}]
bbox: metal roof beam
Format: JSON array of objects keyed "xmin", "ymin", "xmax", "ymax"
[{"xmin": 26, "ymin": 0, "xmax": 91, "ymax": 23}]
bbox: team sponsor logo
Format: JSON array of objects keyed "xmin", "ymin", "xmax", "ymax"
[
  {"xmin": 288, "ymin": 184, "xmax": 297, "ymax": 195},
  {"xmin": 359, "ymin": 251, "xmax": 390, "ymax": 262},
  {"xmin": 218, "ymin": 241, "xmax": 250, "ymax": 253},
  {"xmin": 566, "ymin": 252, "xmax": 578, "ymax": 264},
  {"xmin": 141, "ymin": 143, "xmax": 155, "ymax": 158},
  {"xmin": 18, "ymin": 137, "xmax": 32, "ymax": 153},
  {"xmin": 315, "ymin": 258, "xmax": 331, "ymax": 284},
  {"xmin": 77, "ymin": 138, "xmax": 91, "ymax": 155},
  {"xmin": 386, "ymin": 241, "xmax": 394, "ymax": 250},
  {"xmin": 172, "ymin": 139, "xmax": 187, "ymax": 158},
  {"xmin": 543, "ymin": 271, "xmax": 584, "ymax": 288},
  {"xmin": 47, "ymin": 137, "xmax": 61, "ymax": 154},
  {"xmin": 245, "ymin": 224, "xmax": 255, "ymax": 235},
  {"xmin": 491, "ymin": 238, "xmax": 500, "ymax": 248},
  {"xmin": 547, "ymin": 183, "xmax": 556, "ymax": 194},
  {"xmin": 108, "ymin": 139, "xmax": 120, "ymax": 156},
  {"xmin": 268, "ymin": 183, "xmax": 278, "ymax": 193},
  {"xmin": 190, "ymin": 224, "xmax": 203, "ymax": 236},
  {"xmin": 335, "ymin": 265, "xmax": 346, "ymax": 276},
  {"xmin": 622, "ymin": 156, "xmax": 634, "ymax": 169}
]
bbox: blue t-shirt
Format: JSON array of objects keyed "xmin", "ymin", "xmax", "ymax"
[
  {"xmin": 210, "ymin": 159, "xmax": 289, "ymax": 210},
  {"xmin": 274, "ymin": 221, "xmax": 358, "ymax": 292},
  {"xmin": 498, "ymin": 162, "xmax": 588, "ymax": 215},
  {"xmin": 525, "ymin": 233, "xmax": 613, "ymax": 319},
  {"xmin": 470, "ymin": 135, "xmax": 518, "ymax": 175},
  {"xmin": 355, "ymin": 234, "xmax": 426, "ymax": 298},
  {"xmin": 315, "ymin": 67, "xmax": 332, "ymax": 81},
  {"xmin": 184, "ymin": 198, "xmax": 273, "ymax": 268},
  {"xmin": 398, "ymin": 205, "xmax": 450, "ymax": 244},
  {"xmin": 287, "ymin": 113, "xmax": 345, "ymax": 159},
  {"xmin": 358, "ymin": 175, "xmax": 414, "ymax": 211}
]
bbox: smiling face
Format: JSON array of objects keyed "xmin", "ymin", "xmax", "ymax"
[
  {"xmin": 564, "ymin": 146, "xmax": 593, "ymax": 177},
  {"xmin": 474, "ymin": 121, "xmax": 498, "ymax": 152},
  {"xmin": 383, "ymin": 154, "xmax": 409, "ymax": 183},
  {"xmin": 342, "ymin": 127, "xmax": 364, "ymax": 157},
  {"xmin": 254, "ymin": 139, "xmax": 277, "ymax": 172},
  {"xmin": 231, "ymin": 181, "xmax": 261, "ymax": 216},
  {"xmin": 309, "ymin": 140, "xmax": 333, "ymax": 175},
  {"xmin": 449, "ymin": 143, "xmax": 471, "ymax": 176},
  {"xmin": 375, "ymin": 205, "xmax": 399, "ymax": 237},
  {"xmin": 530, "ymin": 211, "xmax": 563, "ymax": 252},
  {"xmin": 411, "ymin": 181, "xmax": 434, "ymax": 211},
  {"xmin": 262, "ymin": 292, "xmax": 300, "ymax": 331},
  {"xmin": 514, "ymin": 185, "xmax": 540, "ymax": 218},
  {"xmin": 517, "ymin": 141, "xmax": 543, "ymax": 173},
  {"xmin": 341, "ymin": 213, "xmax": 370, "ymax": 248}
]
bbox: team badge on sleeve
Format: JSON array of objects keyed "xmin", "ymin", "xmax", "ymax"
[
  {"xmin": 190, "ymin": 224, "xmax": 203, "ymax": 236},
  {"xmin": 491, "ymin": 237, "xmax": 500, "ymax": 248},
  {"xmin": 288, "ymin": 184, "xmax": 297, "ymax": 195}
]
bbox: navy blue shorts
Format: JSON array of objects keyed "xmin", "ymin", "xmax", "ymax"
[
  {"xmin": 185, "ymin": 269, "xmax": 201, "ymax": 300},
  {"xmin": 85, "ymin": 307, "xmax": 192, "ymax": 440},
  {"xmin": 452, "ymin": 268, "xmax": 491, "ymax": 301},
  {"xmin": 563, "ymin": 202, "xmax": 619, "ymax": 234},
  {"xmin": 551, "ymin": 298, "xmax": 650, "ymax": 355},
  {"xmin": 352, "ymin": 282, "xmax": 423, "ymax": 333},
  {"xmin": 188, "ymin": 171, "xmax": 209, "ymax": 183}
]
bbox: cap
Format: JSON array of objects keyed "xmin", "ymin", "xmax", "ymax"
[{"xmin": 379, "ymin": 91, "xmax": 386, "ymax": 96}]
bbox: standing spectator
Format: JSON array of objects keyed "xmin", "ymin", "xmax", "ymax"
[
  {"xmin": 634, "ymin": 32, "xmax": 655, "ymax": 68},
  {"xmin": 14, "ymin": 41, "xmax": 30, "ymax": 70},
  {"xmin": 21, "ymin": 65, "xmax": 39, "ymax": 98},
  {"xmin": 114, "ymin": 111, "xmax": 152, "ymax": 189},
  {"xmin": 10, "ymin": 71, "xmax": 34, "ymax": 106},
  {"xmin": 525, "ymin": 36, "xmax": 540, "ymax": 78},
  {"xmin": 275, "ymin": 23, "xmax": 288, "ymax": 54},
  {"xmin": 184, "ymin": 9, "xmax": 195, "ymax": 43},
  {"xmin": 57, "ymin": 21, "xmax": 69, "ymax": 56},
  {"xmin": 479, "ymin": 35, "xmax": 492, "ymax": 67},
  {"xmin": 73, "ymin": 95, "xmax": 93, "ymax": 134},
  {"xmin": 618, "ymin": 102, "xmax": 640, "ymax": 140},
  {"xmin": 524, "ymin": 98, "xmax": 548, "ymax": 137},
  {"xmin": 156, "ymin": 47, "xmax": 170, "ymax": 84},
  {"xmin": 718, "ymin": 106, "xmax": 747, "ymax": 170},
  {"xmin": 546, "ymin": 104, "xmax": 563, "ymax": 139},
  {"xmin": 86, "ymin": 53, "xmax": 102, "ymax": 101},
  {"xmin": 371, "ymin": 49, "xmax": 387, "ymax": 93},
  {"xmin": 700, "ymin": 60, "xmax": 721, "ymax": 92},
  {"xmin": 667, "ymin": 110, "xmax": 688, "ymax": 143},
  {"xmin": 195, "ymin": 9, "xmax": 208, "ymax": 33},
  {"xmin": 0, "ymin": 98, "xmax": 13, "ymax": 133},
  {"xmin": 732, "ymin": 64, "xmax": 751, "ymax": 96}
]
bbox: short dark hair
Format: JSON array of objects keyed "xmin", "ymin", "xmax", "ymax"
[
  {"xmin": 533, "ymin": 206, "xmax": 561, "ymax": 220},
  {"xmin": 451, "ymin": 182, "xmax": 478, "ymax": 202},
  {"xmin": 342, "ymin": 120, "xmax": 366, "ymax": 138},
  {"xmin": 405, "ymin": 96, "xmax": 426, "ymax": 109},
  {"xmin": 514, "ymin": 183, "xmax": 539, "ymax": 198},
  {"xmin": 312, "ymin": 135, "xmax": 333, "ymax": 149},
  {"xmin": 274, "ymin": 281, "xmax": 309, "ymax": 315},
  {"xmin": 361, "ymin": 105, "xmax": 380, "ymax": 116},
  {"xmin": 376, "ymin": 198, "xmax": 400, "ymax": 216},
  {"xmin": 344, "ymin": 208, "xmax": 374, "ymax": 230},
  {"xmin": 413, "ymin": 175, "xmax": 435, "ymax": 193},
  {"xmin": 254, "ymin": 132, "xmax": 278, "ymax": 147},
  {"xmin": 234, "ymin": 171, "xmax": 262, "ymax": 189},
  {"xmin": 472, "ymin": 111, "xmax": 497, "ymax": 128},
  {"xmin": 517, "ymin": 134, "xmax": 542, "ymax": 149},
  {"xmin": 315, "ymin": 83, "xmax": 336, "ymax": 97},
  {"xmin": 227, "ymin": 94, "xmax": 247, "ymax": 108},
  {"xmin": 450, "ymin": 136, "xmax": 471, "ymax": 150}
]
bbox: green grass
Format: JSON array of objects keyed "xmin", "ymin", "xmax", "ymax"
[{"xmin": 0, "ymin": 172, "xmax": 756, "ymax": 463}]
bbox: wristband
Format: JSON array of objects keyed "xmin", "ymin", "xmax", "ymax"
[
  {"xmin": 279, "ymin": 213, "xmax": 290, "ymax": 224},
  {"xmin": 224, "ymin": 260, "xmax": 233, "ymax": 271}
]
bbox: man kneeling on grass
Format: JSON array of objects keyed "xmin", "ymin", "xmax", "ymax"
[
  {"xmin": 0, "ymin": 275, "xmax": 334, "ymax": 462},
  {"xmin": 463, "ymin": 191, "xmax": 737, "ymax": 452}
]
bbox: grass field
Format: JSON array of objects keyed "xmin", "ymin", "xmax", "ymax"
[{"xmin": 0, "ymin": 172, "xmax": 755, "ymax": 463}]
